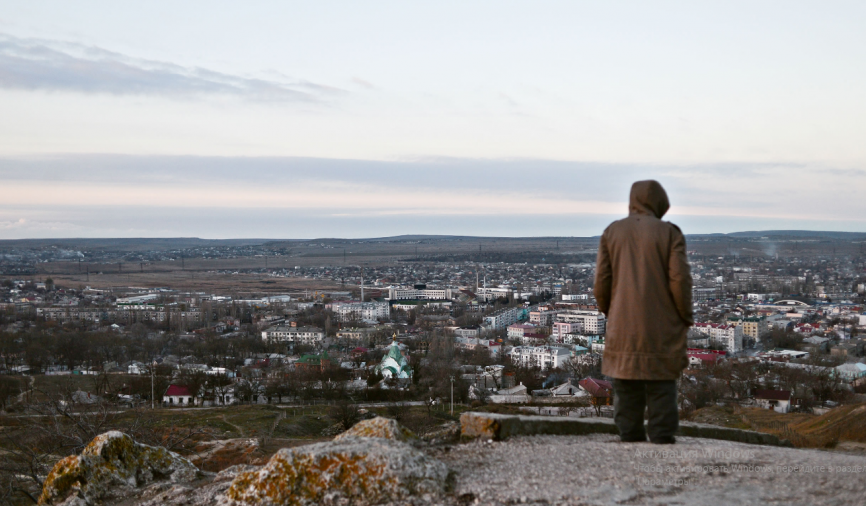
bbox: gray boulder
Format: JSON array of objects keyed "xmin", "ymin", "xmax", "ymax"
[
  {"xmin": 39, "ymin": 431, "xmax": 198, "ymax": 505},
  {"xmin": 225, "ymin": 436, "xmax": 449, "ymax": 505}
]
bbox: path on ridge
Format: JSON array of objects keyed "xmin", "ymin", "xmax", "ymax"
[{"xmin": 432, "ymin": 433, "xmax": 866, "ymax": 506}]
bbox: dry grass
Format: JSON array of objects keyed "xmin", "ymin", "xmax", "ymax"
[
  {"xmin": 731, "ymin": 404, "xmax": 866, "ymax": 448},
  {"xmin": 686, "ymin": 404, "xmax": 866, "ymax": 449},
  {"xmin": 788, "ymin": 403, "xmax": 866, "ymax": 445}
]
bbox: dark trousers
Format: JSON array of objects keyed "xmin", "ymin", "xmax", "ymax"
[{"xmin": 612, "ymin": 379, "xmax": 678, "ymax": 442}]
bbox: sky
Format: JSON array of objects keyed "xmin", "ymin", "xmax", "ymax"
[{"xmin": 1, "ymin": 1, "xmax": 865, "ymax": 239}]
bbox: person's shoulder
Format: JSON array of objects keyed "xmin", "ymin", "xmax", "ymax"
[
  {"xmin": 664, "ymin": 221, "xmax": 685, "ymax": 237},
  {"xmin": 604, "ymin": 216, "xmax": 630, "ymax": 231}
]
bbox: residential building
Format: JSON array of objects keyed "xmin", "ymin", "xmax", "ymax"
[
  {"xmin": 693, "ymin": 323, "xmax": 744, "ymax": 352},
  {"xmin": 529, "ymin": 308, "xmax": 558, "ymax": 326},
  {"xmin": 555, "ymin": 310, "xmax": 606, "ymax": 334},
  {"xmin": 521, "ymin": 333, "xmax": 550, "ymax": 346},
  {"xmin": 387, "ymin": 286, "xmax": 453, "ymax": 300},
  {"xmin": 484, "ymin": 306, "xmax": 524, "ymax": 330},
  {"xmin": 834, "ymin": 362, "xmax": 866, "ymax": 383},
  {"xmin": 295, "ymin": 351, "xmax": 338, "ymax": 372},
  {"xmin": 163, "ymin": 385, "xmax": 197, "ymax": 406},
  {"xmin": 754, "ymin": 389, "xmax": 792, "ymax": 413},
  {"xmin": 552, "ymin": 322, "xmax": 582, "ymax": 342},
  {"xmin": 261, "ymin": 326, "xmax": 325, "ymax": 345},
  {"xmin": 488, "ymin": 383, "xmax": 530, "ymax": 404},
  {"xmin": 507, "ymin": 323, "xmax": 536, "ymax": 340},
  {"xmin": 509, "ymin": 346, "xmax": 571, "ymax": 370},
  {"xmin": 740, "ymin": 316, "xmax": 768, "ymax": 341},
  {"xmin": 335, "ymin": 328, "xmax": 375, "ymax": 340},
  {"xmin": 578, "ymin": 378, "xmax": 613, "ymax": 406},
  {"xmin": 454, "ymin": 326, "xmax": 480, "ymax": 338},
  {"xmin": 326, "ymin": 300, "xmax": 390, "ymax": 323},
  {"xmin": 692, "ymin": 286, "xmax": 720, "ymax": 302},
  {"xmin": 727, "ymin": 315, "xmax": 768, "ymax": 341}
]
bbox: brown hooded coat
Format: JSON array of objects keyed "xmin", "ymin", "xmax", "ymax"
[{"xmin": 594, "ymin": 180, "xmax": 693, "ymax": 380}]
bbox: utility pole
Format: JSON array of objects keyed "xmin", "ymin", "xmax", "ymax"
[
  {"xmin": 151, "ymin": 361, "xmax": 155, "ymax": 409},
  {"xmin": 450, "ymin": 375, "xmax": 454, "ymax": 416}
]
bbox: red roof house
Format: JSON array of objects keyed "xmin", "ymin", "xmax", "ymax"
[
  {"xmin": 579, "ymin": 378, "xmax": 613, "ymax": 405},
  {"xmin": 163, "ymin": 384, "xmax": 196, "ymax": 406}
]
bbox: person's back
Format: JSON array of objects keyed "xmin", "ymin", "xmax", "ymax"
[{"xmin": 594, "ymin": 180, "xmax": 693, "ymax": 444}]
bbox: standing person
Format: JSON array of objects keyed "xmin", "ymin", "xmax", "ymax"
[{"xmin": 593, "ymin": 180, "xmax": 693, "ymax": 444}]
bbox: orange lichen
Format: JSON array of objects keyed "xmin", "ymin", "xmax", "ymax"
[
  {"xmin": 38, "ymin": 432, "xmax": 197, "ymax": 505},
  {"xmin": 334, "ymin": 416, "xmax": 417, "ymax": 442},
  {"xmin": 226, "ymin": 437, "xmax": 447, "ymax": 505}
]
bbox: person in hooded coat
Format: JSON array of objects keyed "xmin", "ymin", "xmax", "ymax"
[{"xmin": 594, "ymin": 180, "xmax": 693, "ymax": 444}]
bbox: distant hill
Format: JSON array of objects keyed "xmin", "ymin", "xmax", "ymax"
[
  {"xmin": 0, "ymin": 237, "xmax": 275, "ymax": 251},
  {"xmin": 1, "ymin": 230, "xmax": 864, "ymax": 252},
  {"xmin": 690, "ymin": 230, "xmax": 866, "ymax": 240}
]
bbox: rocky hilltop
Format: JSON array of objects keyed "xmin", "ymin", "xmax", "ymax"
[{"xmin": 38, "ymin": 415, "xmax": 866, "ymax": 506}]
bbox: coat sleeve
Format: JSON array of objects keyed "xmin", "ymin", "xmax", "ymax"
[
  {"xmin": 668, "ymin": 226, "xmax": 694, "ymax": 325},
  {"xmin": 594, "ymin": 230, "xmax": 613, "ymax": 315}
]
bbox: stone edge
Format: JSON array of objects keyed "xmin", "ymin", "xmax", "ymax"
[{"xmin": 460, "ymin": 412, "xmax": 792, "ymax": 447}]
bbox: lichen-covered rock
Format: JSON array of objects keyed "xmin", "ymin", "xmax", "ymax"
[
  {"xmin": 39, "ymin": 431, "xmax": 198, "ymax": 505},
  {"xmin": 333, "ymin": 417, "xmax": 416, "ymax": 442},
  {"xmin": 225, "ymin": 436, "xmax": 448, "ymax": 505}
]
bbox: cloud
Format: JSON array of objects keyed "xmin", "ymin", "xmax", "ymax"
[
  {"xmin": 351, "ymin": 77, "xmax": 376, "ymax": 89},
  {"xmin": 0, "ymin": 34, "xmax": 342, "ymax": 102},
  {"xmin": 0, "ymin": 154, "xmax": 864, "ymax": 239}
]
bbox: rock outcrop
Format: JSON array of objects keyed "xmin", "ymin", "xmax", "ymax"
[
  {"xmin": 333, "ymin": 416, "xmax": 417, "ymax": 443},
  {"xmin": 39, "ymin": 431, "xmax": 198, "ymax": 505},
  {"xmin": 225, "ymin": 419, "xmax": 448, "ymax": 506}
]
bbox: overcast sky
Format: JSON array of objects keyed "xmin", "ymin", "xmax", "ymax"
[{"xmin": 1, "ymin": 1, "xmax": 865, "ymax": 239}]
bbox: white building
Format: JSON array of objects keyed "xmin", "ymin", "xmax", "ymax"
[
  {"xmin": 529, "ymin": 308, "xmax": 558, "ymax": 326},
  {"xmin": 475, "ymin": 287, "xmax": 514, "ymax": 302},
  {"xmin": 484, "ymin": 306, "xmax": 524, "ymax": 330},
  {"xmin": 387, "ymin": 286, "xmax": 453, "ymax": 300},
  {"xmin": 454, "ymin": 327, "xmax": 480, "ymax": 338},
  {"xmin": 555, "ymin": 310, "xmax": 606, "ymax": 334},
  {"xmin": 507, "ymin": 324, "xmax": 537, "ymax": 340},
  {"xmin": 754, "ymin": 389, "xmax": 792, "ymax": 413},
  {"xmin": 561, "ymin": 294, "xmax": 589, "ymax": 301},
  {"xmin": 693, "ymin": 323, "xmax": 743, "ymax": 352},
  {"xmin": 261, "ymin": 326, "xmax": 325, "ymax": 345},
  {"xmin": 509, "ymin": 346, "xmax": 571, "ymax": 371},
  {"xmin": 552, "ymin": 322, "xmax": 582, "ymax": 342},
  {"xmin": 326, "ymin": 300, "xmax": 390, "ymax": 323}
]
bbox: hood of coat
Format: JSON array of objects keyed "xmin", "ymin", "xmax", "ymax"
[{"xmin": 628, "ymin": 180, "xmax": 670, "ymax": 218}]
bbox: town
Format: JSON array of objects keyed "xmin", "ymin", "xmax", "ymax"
[{"xmin": 1, "ymin": 232, "xmax": 865, "ymax": 502}]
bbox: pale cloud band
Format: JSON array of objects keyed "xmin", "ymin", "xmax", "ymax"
[
  {"xmin": 0, "ymin": 33, "xmax": 340, "ymax": 102},
  {"xmin": 0, "ymin": 154, "xmax": 863, "ymax": 239}
]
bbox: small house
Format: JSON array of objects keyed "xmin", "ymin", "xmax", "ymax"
[
  {"xmin": 163, "ymin": 384, "xmax": 197, "ymax": 407},
  {"xmin": 754, "ymin": 389, "xmax": 791, "ymax": 413}
]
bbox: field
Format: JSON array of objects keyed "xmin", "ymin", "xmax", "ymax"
[
  {"xmin": 27, "ymin": 232, "xmax": 865, "ymax": 294},
  {"xmin": 688, "ymin": 403, "xmax": 866, "ymax": 449}
]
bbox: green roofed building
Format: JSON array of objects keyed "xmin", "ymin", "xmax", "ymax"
[
  {"xmin": 296, "ymin": 350, "xmax": 338, "ymax": 372},
  {"xmin": 375, "ymin": 341, "xmax": 413, "ymax": 379}
]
